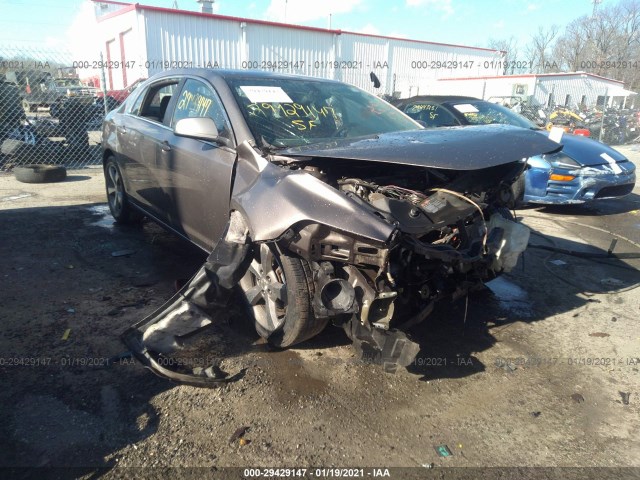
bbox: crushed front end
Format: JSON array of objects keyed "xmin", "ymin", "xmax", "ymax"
[{"xmin": 272, "ymin": 157, "xmax": 531, "ymax": 369}]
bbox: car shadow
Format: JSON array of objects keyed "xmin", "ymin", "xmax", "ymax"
[
  {"xmin": 64, "ymin": 175, "xmax": 93, "ymax": 182},
  {"xmin": 405, "ymin": 230, "xmax": 639, "ymax": 381},
  {"xmin": 0, "ymin": 202, "xmax": 207, "ymax": 472}
]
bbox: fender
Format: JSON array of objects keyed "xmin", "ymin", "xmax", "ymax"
[{"xmin": 231, "ymin": 141, "xmax": 394, "ymax": 243}]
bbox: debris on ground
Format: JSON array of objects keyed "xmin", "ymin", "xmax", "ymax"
[
  {"xmin": 229, "ymin": 426, "xmax": 249, "ymax": 444},
  {"xmin": 434, "ymin": 445, "xmax": 453, "ymax": 457},
  {"xmin": 61, "ymin": 329, "xmax": 71, "ymax": 341},
  {"xmin": 619, "ymin": 392, "xmax": 631, "ymax": 405},
  {"xmin": 549, "ymin": 259, "xmax": 568, "ymax": 266},
  {"xmin": 571, "ymin": 393, "xmax": 585, "ymax": 404},
  {"xmin": 111, "ymin": 249, "xmax": 136, "ymax": 257},
  {"xmin": 589, "ymin": 332, "xmax": 610, "ymax": 338},
  {"xmin": 530, "ymin": 411, "xmax": 542, "ymax": 418}
]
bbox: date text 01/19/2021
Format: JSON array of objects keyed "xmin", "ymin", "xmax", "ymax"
[{"xmin": 243, "ymin": 468, "xmax": 392, "ymax": 478}]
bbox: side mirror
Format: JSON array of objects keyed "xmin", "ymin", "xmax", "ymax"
[{"xmin": 174, "ymin": 117, "xmax": 231, "ymax": 147}]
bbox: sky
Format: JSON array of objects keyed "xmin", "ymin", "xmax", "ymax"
[{"xmin": 0, "ymin": 0, "xmax": 620, "ymax": 53}]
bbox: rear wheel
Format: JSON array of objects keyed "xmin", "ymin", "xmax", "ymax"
[
  {"xmin": 104, "ymin": 156, "xmax": 141, "ymax": 224},
  {"xmin": 239, "ymin": 243, "xmax": 327, "ymax": 347}
]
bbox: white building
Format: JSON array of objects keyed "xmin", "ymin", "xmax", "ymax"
[
  {"xmin": 429, "ymin": 72, "xmax": 637, "ymax": 109},
  {"xmin": 84, "ymin": 0, "xmax": 505, "ymax": 97}
]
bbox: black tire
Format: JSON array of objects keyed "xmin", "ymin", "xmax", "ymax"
[
  {"xmin": 14, "ymin": 164, "xmax": 66, "ymax": 183},
  {"xmin": 104, "ymin": 156, "xmax": 141, "ymax": 224},
  {"xmin": 239, "ymin": 244, "xmax": 328, "ymax": 348},
  {"xmin": 510, "ymin": 173, "xmax": 526, "ymax": 208}
]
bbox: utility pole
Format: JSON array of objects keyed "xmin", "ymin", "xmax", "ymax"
[{"xmin": 591, "ymin": 0, "xmax": 602, "ymax": 17}]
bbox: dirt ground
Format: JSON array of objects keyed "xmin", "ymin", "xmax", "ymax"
[{"xmin": 0, "ymin": 148, "xmax": 639, "ymax": 478}]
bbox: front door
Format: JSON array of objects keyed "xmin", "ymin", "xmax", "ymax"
[{"xmin": 162, "ymin": 77, "xmax": 237, "ymax": 251}]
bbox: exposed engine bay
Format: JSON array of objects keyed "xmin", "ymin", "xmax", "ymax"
[{"xmin": 272, "ymin": 159, "xmax": 530, "ymax": 362}]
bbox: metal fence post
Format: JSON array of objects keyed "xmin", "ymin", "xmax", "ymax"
[
  {"xmin": 599, "ymin": 87, "xmax": 608, "ymax": 142},
  {"xmin": 100, "ymin": 52, "xmax": 109, "ymax": 117}
]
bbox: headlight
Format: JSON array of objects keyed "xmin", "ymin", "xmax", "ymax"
[{"xmin": 545, "ymin": 153, "xmax": 580, "ymax": 169}]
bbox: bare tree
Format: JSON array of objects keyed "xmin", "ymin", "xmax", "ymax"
[
  {"xmin": 487, "ymin": 36, "xmax": 523, "ymax": 74},
  {"xmin": 526, "ymin": 25, "xmax": 560, "ymax": 73}
]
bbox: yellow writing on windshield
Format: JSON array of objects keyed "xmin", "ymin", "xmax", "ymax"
[
  {"xmin": 247, "ymin": 102, "xmax": 336, "ymax": 120},
  {"xmin": 176, "ymin": 90, "xmax": 213, "ymax": 117}
]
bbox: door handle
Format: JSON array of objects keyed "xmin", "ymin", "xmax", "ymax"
[
  {"xmin": 161, "ymin": 141, "xmax": 171, "ymax": 152},
  {"xmin": 117, "ymin": 126, "xmax": 127, "ymax": 134}
]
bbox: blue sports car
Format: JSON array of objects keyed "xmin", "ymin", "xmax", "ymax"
[{"xmin": 393, "ymin": 96, "xmax": 636, "ymax": 205}]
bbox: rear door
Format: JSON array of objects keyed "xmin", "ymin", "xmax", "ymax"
[{"xmin": 162, "ymin": 77, "xmax": 237, "ymax": 251}]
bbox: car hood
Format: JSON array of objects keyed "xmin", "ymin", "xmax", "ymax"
[
  {"xmin": 540, "ymin": 131, "xmax": 627, "ymax": 166},
  {"xmin": 280, "ymin": 125, "xmax": 562, "ymax": 170}
]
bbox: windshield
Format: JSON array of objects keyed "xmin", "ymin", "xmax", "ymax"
[
  {"xmin": 449, "ymin": 101, "xmax": 537, "ymax": 129},
  {"xmin": 225, "ymin": 77, "xmax": 421, "ymax": 147}
]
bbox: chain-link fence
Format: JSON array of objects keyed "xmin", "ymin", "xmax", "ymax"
[
  {"xmin": 0, "ymin": 45, "xmax": 107, "ymax": 172},
  {"xmin": 3, "ymin": 44, "xmax": 638, "ymax": 174}
]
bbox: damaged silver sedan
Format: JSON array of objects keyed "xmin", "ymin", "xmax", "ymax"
[{"xmin": 101, "ymin": 69, "xmax": 561, "ymax": 382}]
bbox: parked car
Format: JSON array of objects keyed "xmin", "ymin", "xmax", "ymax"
[
  {"xmin": 393, "ymin": 96, "xmax": 636, "ymax": 205},
  {"xmin": 17, "ymin": 76, "xmax": 96, "ymax": 113},
  {"xmin": 102, "ymin": 70, "xmax": 559, "ymax": 371},
  {"xmin": 96, "ymin": 78, "xmax": 146, "ymax": 110}
]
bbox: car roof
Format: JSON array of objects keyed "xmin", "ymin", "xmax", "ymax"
[{"xmin": 149, "ymin": 68, "xmax": 345, "ymax": 85}]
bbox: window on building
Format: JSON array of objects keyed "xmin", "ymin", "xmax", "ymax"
[{"xmin": 564, "ymin": 94, "xmax": 571, "ymax": 107}]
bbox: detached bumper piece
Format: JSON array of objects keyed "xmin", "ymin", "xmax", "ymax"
[
  {"xmin": 345, "ymin": 320, "xmax": 421, "ymax": 374},
  {"xmin": 121, "ymin": 237, "xmax": 252, "ymax": 387}
]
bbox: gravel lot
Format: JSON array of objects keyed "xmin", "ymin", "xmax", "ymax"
[{"xmin": 0, "ymin": 147, "xmax": 639, "ymax": 478}]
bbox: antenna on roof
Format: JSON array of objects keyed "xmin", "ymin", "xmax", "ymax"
[{"xmin": 591, "ymin": 0, "xmax": 602, "ymax": 16}]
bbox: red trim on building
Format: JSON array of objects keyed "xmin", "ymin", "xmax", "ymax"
[
  {"xmin": 91, "ymin": 0, "xmax": 502, "ymax": 54},
  {"xmin": 438, "ymin": 72, "xmax": 624, "ymax": 84},
  {"xmin": 119, "ymin": 30, "xmax": 129, "ymax": 87}
]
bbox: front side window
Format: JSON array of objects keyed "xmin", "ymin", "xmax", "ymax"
[
  {"xmin": 171, "ymin": 78, "xmax": 232, "ymax": 140},
  {"xmin": 225, "ymin": 77, "xmax": 420, "ymax": 148}
]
